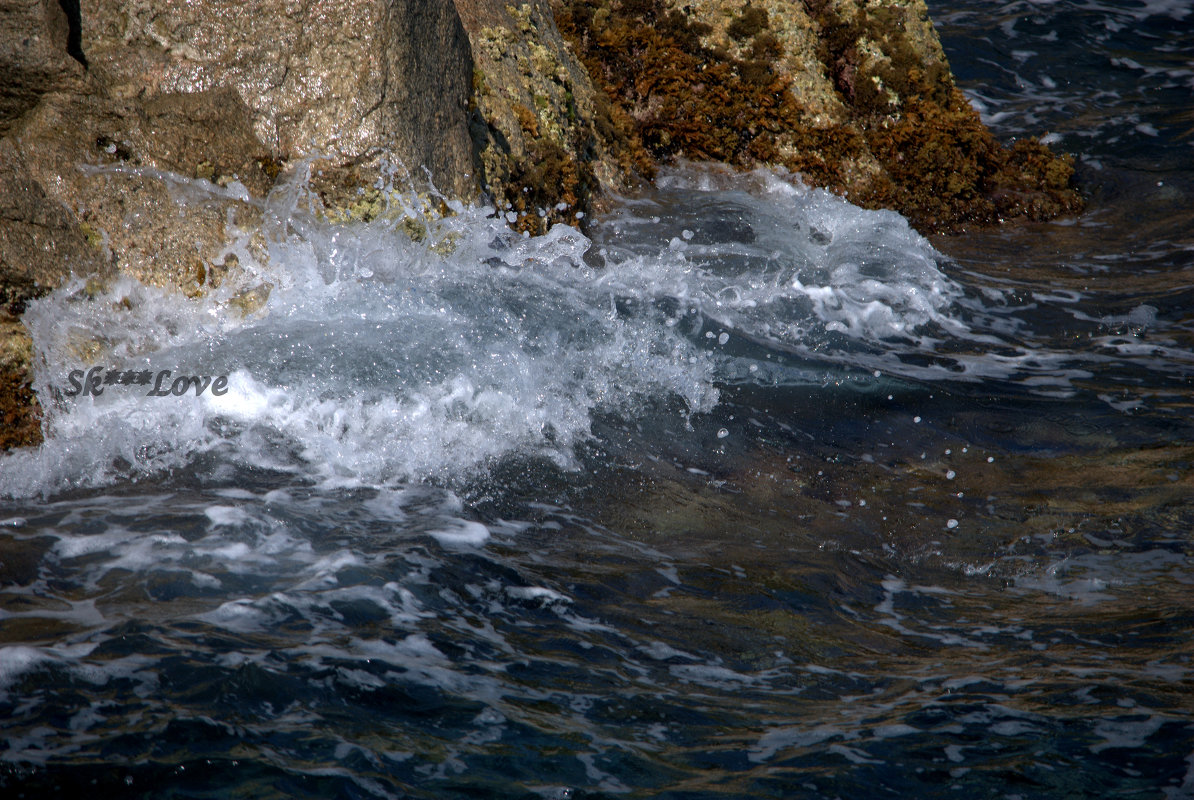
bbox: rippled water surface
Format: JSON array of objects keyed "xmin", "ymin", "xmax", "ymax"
[{"xmin": 2, "ymin": 2, "xmax": 1193, "ymax": 797}]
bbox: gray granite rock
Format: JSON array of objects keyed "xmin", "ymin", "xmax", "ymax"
[{"xmin": 81, "ymin": 0, "xmax": 477, "ymax": 196}]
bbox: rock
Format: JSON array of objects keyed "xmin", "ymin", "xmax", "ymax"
[
  {"xmin": 0, "ymin": 85, "xmax": 282, "ymax": 447},
  {"xmin": 6, "ymin": 88, "xmax": 271, "ymax": 292},
  {"xmin": 81, "ymin": 0, "xmax": 477, "ymax": 197},
  {"xmin": 0, "ymin": 137, "xmax": 109, "ymax": 315},
  {"xmin": 3, "ymin": 0, "xmax": 484, "ymax": 306},
  {"xmin": 454, "ymin": 0, "xmax": 647, "ymax": 234},
  {"xmin": 0, "ymin": 316, "xmax": 40, "ymax": 450},
  {"xmin": 1, "ymin": 0, "xmax": 91, "ymax": 449},
  {"xmin": 0, "ymin": 0, "xmax": 88, "ymax": 136},
  {"xmin": 1, "ymin": 0, "xmax": 484, "ymax": 449},
  {"xmin": 1, "ymin": 0, "xmax": 104, "ymax": 316},
  {"xmin": 553, "ymin": 0, "xmax": 1083, "ymax": 232}
]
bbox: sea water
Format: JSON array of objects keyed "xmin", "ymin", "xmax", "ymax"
[{"xmin": 1, "ymin": 1, "xmax": 1193, "ymax": 797}]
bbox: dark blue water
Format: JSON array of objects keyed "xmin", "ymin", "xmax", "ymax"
[{"xmin": 2, "ymin": 2, "xmax": 1193, "ymax": 798}]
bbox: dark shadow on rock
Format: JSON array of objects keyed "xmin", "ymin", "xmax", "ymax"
[{"xmin": 58, "ymin": 0, "xmax": 87, "ymax": 66}]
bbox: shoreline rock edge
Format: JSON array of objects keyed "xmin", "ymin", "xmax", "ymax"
[{"xmin": 0, "ymin": 0, "xmax": 1083, "ymax": 451}]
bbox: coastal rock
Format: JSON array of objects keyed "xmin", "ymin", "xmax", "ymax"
[
  {"xmin": 1, "ymin": 0, "xmax": 100, "ymax": 317},
  {"xmin": 8, "ymin": 88, "xmax": 272, "ymax": 291},
  {"xmin": 0, "ymin": 137, "xmax": 109, "ymax": 314},
  {"xmin": 0, "ymin": 0, "xmax": 1084, "ymax": 450},
  {"xmin": 554, "ymin": 0, "xmax": 1083, "ymax": 232},
  {"xmin": 0, "ymin": 0, "xmax": 483, "ymax": 447},
  {"xmin": 0, "ymin": 0, "xmax": 88, "ymax": 136},
  {"xmin": 0, "ymin": 86, "xmax": 273, "ymax": 448},
  {"xmin": 81, "ymin": 0, "xmax": 477, "ymax": 197},
  {"xmin": 0, "ymin": 0, "xmax": 89, "ymax": 448}
]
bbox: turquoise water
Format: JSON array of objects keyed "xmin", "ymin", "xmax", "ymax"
[{"xmin": 1, "ymin": 2, "xmax": 1192, "ymax": 797}]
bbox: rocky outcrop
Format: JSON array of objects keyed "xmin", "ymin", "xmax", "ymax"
[
  {"xmin": 554, "ymin": 0, "xmax": 1082, "ymax": 232},
  {"xmin": 9, "ymin": 88, "xmax": 273, "ymax": 287},
  {"xmin": 0, "ymin": 0, "xmax": 1083, "ymax": 450},
  {"xmin": 2, "ymin": 0, "xmax": 482, "ymax": 299},
  {"xmin": 0, "ymin": 0, "xmax": 87, "ymax": 137}
]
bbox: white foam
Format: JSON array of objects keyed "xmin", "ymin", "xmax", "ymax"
[
  {"xmin": 600, "ymin": 164, "xmax": 966, "ymax": 347},
  {"xmin": 1090, "ymin": 715, "xmax": 1166, "ymax": 754},
  {"xmin": 0, "ymin": 645, "xmax": 53, "ymax": 688},
  {"xmin": 1129, "ymin": 0, "xmax": 1192, "ymax": 21},
  {"xmin": 1012, "ymin": 550, "xmax": 1189, "ymax": 605},
  {"xmin": 205, "ymin": 505, "xmax": 249, "ymax": 527},
  {"xmin": 749, "ymin": 724, "xmax": 846, "ymax": 762},
  {"xmin": 669, "ymin": 663, "xmax": 769, "ymax": 688},
  {"xmin": 3, "ymin": 160, "xmax": 1171, "ymax": 497},
  {"xmin": 429, "ymin": 520, "xmax": 490, "ymax": 547},
  {"xmin": 506, "ymin": 585, "xmax": 570, "ymax": 603},
  {"xmin": 871, "ymin": 723, "xmax": 918, "ymax": 739}
]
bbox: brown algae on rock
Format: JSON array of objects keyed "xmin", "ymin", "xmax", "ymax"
[
  {"xmin": 554, "ymin": 0, "xmax": 1083, "ymax": 232},
  {"xmin": 0, "ymin": 319, "xmax": 41, "ymax": 450},
  {"xmin": 459, "ymin": 0, "xmax": 649, "ymax": 234}
]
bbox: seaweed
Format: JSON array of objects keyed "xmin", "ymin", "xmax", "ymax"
[
  {"xmin": 727, "ymin": 5, "xmax": 768, "ymax": 41},
  {"xmin": 504, "ymin": 138, "xmax": 596, "ymax": 235},
  {"xmin": 555, "ymin": 0, "xmax": 1083, "ymax": 233},
  {"xmin": 0, "ymin": 323, "xmax": 41, "ymax": 450},
  {"xmin": 0, "ymin": 370, "xmax": 40, "ymax": 449}
]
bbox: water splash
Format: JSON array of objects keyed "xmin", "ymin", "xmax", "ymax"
[{"xmin": 2, "ymin": 162, "xmax": 969, "ymax": 497}]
